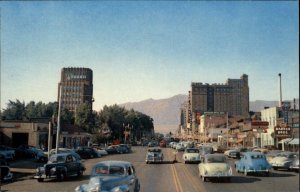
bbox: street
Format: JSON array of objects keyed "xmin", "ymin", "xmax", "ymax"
[{"xmin": 1, "ymin": 146, "xmax": 299, "ymax": 192}]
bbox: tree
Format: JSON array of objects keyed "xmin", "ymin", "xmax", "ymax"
[
  {"xmin": 1, "ymin": 99, "xmax": 26, "ymax": 120},
  {"xmin": 74, "ymin": 103, "xmax": 94, "ymax": 133}
]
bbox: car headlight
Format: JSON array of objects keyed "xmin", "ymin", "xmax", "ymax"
[
  {"xmin": 90, "ymin": 183, "xmax": 100, "ymax": 192},
  {"xmin": 36, "ymin": 167, "xmax": 45, "ymax": 173},
  {"xmin": 50, "ymin": 167, "xmax": 56, "ymax": 173},
  {"xmin": 110, "ymin": 185, "xmax": 130, "ymax": 192}
]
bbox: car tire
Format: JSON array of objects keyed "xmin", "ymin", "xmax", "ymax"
[
  {"xmin": 226, "ymin": 177, "xmax": 231, "ymax": 183},
  {"xmin": 58, "ymin": 172, "xmax": 66, "ymax": 181},
  {"xmin": 37, "ymin": 178, "xmax": 44, "ymax": 182},
  {"xmin": 265, "ymin": 172, "xmax": 270, "ymax": 177},
  {"xmin": 77, "ymin": 170, "xmax": 83, "ymax": 177},
  {"xmin": 244, "ymin": 169, "xmax": 248, "ymax": 176}
]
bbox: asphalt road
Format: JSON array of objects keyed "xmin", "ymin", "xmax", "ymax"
[{"xmin": 1, "ymin": 146, "xmax": 299, "ymax": 192}]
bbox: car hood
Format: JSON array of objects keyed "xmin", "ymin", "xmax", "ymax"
[
  {"xmin": 203, "ymin": 163, "xmax": 229, "ymax": 172},
  {"xmin": 80, "ymin": 175, "xmax": 128, "ymax": 191}
]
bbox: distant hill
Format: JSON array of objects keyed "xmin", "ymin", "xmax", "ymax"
[{"xmin": 120, "ymin": 95, "xmax": 298, "ymax": 133}]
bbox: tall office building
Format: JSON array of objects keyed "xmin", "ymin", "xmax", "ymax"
[
  {"xmin": 190, "ymin": 74, "xmax": 249, "ymax": 117},
  {"xmin": 58, "ymin": 67, "xmax": 93, "ymax": 111}
]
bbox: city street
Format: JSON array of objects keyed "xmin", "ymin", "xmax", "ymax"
[{"xmin": 1, "ymin": 146, "xmax": 299, "ymax": 192}]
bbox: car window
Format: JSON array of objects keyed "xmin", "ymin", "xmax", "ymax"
[
  {"xmin": 206, "ymin": 156, "xmax": 226, "ymax": 163},
  {"xmin": 94, "ymin": 165, "xmax": 125, "ymax": 175},
  {"xmin": 187, "ymin": 149, "xmax": 199, "ymax": 153}
]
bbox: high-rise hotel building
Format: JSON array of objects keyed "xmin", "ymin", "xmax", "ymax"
[
  {"xmin": 58, "ymin": 67, "xmax": 93, "ymax": 111},
  {"xmin": 190, "ymin": 74, "xmax": 249, "ymax": 117}
]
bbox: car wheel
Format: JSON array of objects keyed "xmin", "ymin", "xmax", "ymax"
[
  {"xmin": 58, "ymin": 172, "xmax": 66, "ymax": 181},
  {"xmin": 37, "ymin": 178, "xmax": 44, "ymax": 182},
  {"xmin": 77, "ymin": 170, "xmax": 83, "ymax": 177},
  {"xmin": 265, "ymin": 172, "xmax": 270, "ymax": 177}
]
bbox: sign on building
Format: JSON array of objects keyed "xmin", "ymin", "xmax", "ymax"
[{"xmin": 274, "ymin": 125, "xmax": 292, "ymax": 138}]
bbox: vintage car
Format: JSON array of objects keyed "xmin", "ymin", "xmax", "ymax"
[
  {"xmin": 34, "ymin": 153, "xmax": 85, "ymax": 182},
  {"xmin": 289, "ymin": 157, "xmax": 299, "ymax": 172},
  {"xmin": 145, "ymin": 148, "xmax": 164, "ymax": 164},
  {"xmin": 199, "ymin": 145, "xmax": 214, "ymax": 159},
  {"xmin": 198, "ymin": 154, "xmax": 232, "ymax": 182},
  {"xmin": 234, "ymin": 152, "xmax": 272, "ymax": 176},
  {"xmin": 269, "ymin": 152, "xmax": 299, "ymax": 170},
  {"xmin": 76, "ymin": 147, "xmax": 100, "ymax": 159},
  {"xmin": 75, "ymin": 160, "xmax": 140, "ymax": 192},
  {"xmin": 0, "ymin": 165, "xmax": 13, "ymax": 182},
  {"xmin": 182, "ymin": 148, "xmax": 201, "ymax": 164},
  {"xmin": 224, "ymin": 148, "xmax": 240, "ymax": 159}
]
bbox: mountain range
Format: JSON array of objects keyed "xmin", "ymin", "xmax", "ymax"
[{"xmin": 120, "ymin": 94, "xmax": 299, "ymax": 133}]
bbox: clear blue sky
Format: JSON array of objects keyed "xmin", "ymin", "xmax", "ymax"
[{"xmin": 0, "ymin": 1, "xmax": 299, "ymax": 111}]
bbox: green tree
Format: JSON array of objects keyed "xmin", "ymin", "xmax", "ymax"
[
  {"xmin": 1, "ymin": 99, "xmax": 26, "ymax": 120},
  {"xmin": 74, "ymin": 103, "xmax": 94, "ymax": 133}
]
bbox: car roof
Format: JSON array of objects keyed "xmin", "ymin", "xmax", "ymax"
[
  {"xmin": 243, "ymin": 152, "xmax": 264, "ymax": 156},
  {"xmin": 93, "ymin": 160, "xmax": 132, "ymax": 167}
]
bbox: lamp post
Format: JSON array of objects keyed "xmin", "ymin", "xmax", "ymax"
[{"xmin": 56, "ymin": 85, "xmax": 62, "ymax": 154}]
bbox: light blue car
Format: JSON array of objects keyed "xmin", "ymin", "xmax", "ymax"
[
  {"xmin": 235, "ymin": 152, "xmax": 272, "ymax": 176},
  {"xmin": 75, "ymin": 161, "xmax": 140, "ymax": 192}
]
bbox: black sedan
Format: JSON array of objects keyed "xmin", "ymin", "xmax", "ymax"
[{"xmin": 34, "ymin": 153, "xmax": 85, "ymax": 182}]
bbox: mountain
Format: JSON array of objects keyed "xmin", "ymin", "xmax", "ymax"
[
  {"xmin": 120, "ymin": 94, "xmax": 188, "ymax": 134},
  {"xmin": 120, "ymin": 95, "xmax": 298, "ymax": 133}
]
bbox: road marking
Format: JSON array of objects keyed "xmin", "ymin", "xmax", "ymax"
[
  {"xmin": 171, "ymin": 164, "xmax": 183, "ymax": 192},
  {"xmin": 181, "ymin": 164, "xmax": 204, "ymax": 192}
]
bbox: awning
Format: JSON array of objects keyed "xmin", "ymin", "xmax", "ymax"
[
  {"xmin": 279, "ymin": 138, "xmax": 299, "ymax": 145},
  {"xmin": 288, "ymin": 138, "xmax": 299, "ymax": 145}
]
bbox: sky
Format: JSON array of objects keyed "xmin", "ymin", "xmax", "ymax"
[{"xmin": 0, "ymin": 1, "xmax": 299, "ymax": 111}]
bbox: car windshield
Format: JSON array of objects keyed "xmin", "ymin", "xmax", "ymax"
[
  {"xmin": 206, "ymin": 156, "xmax": 226, "ymax": 163},
  {"xmin": 49, "ymin": 155, "xmax": 66, "ymax": 163},
  {"xmin": 187, "ymin": 149, "xmax": 199, "ymax": 153},
  {"xmin": 94, "ymin": 165, "xmax": 125, "ymax": 175}
]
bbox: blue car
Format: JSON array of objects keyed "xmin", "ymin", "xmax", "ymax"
[{"xmin": 235, "ymin": 152, "xmax": 272, "ymax": 176}]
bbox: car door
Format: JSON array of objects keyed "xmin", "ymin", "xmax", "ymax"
[
  {"xmin": 127, "ymin": 165, "xmax": 138, "ymax": 192},
  {"xmin": 65, "ymin": 154, "xmax": 77, "ymax": 176}
]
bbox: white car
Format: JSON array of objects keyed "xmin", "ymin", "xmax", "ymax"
[
  {"xmin": 182, "ymin": 148, "xmax": 201, "ymax": 164},
  {"xmin": 198, "ymin": 154, "xmax": 232, "ymax": 182},
  {"xmin": 95, "ymin": 148, "xmax": 108, "ymax": 156}
]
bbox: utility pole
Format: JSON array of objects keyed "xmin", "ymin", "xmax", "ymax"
[
  {"xmin": 278, "ymin": 73, "xmax": 282, "ymax": 107},
  {"xmin": 56, "ymin": 85, "xmax": 62, "ymax": 154}
]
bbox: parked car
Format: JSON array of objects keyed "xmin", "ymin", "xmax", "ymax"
[
  {"xmin": 35, "ymin": 148, "xmax": 48, "ymax": 162},
  {"xmin": 289, "ymin": 157, "xmax": 299, "ymax": 172},
  {"xmin": 0, "ymin": 165, "xmax": 13, "ymax": 182},
  {"xmin": 76, "ymin": 147, "xmax": 99, "ymax": 159},
  {"xmin": 234, "ymin": 152, "xmax": 272, "ymax": 176},
  {"xmin": 94, "ymin": 147, "xmax": 108, "ymax": 156},
  {"xmin": 34, "ymin": 153, "xmax": 86, "ymax": 182},
  {"xmin": 47, "ymin": 148, "xmax": 81, "ymax": 161},
  {"xmin": 182, "ymin": 148, "xmax": 201, "ymax": 164},
  {"xmin": 145, "ymin": 148, "xmax": 164, "ymax": 164},
  {"xmin": 198, "ymin": 154, "xmax": 232, "ymax": 182},
  {"xmin": 105, "ymin": 145, "xmax": 120, "ymax": 154},
  {"xmin": 224, "ymin": 148, "xmax": 240, "ymax": 159},
  {"xmin": 0, "ymin": 145, "xmax": 15, "ymax": 161},
  {"xmin": 265, "ymin": 150, "xmax": 282, "ymax": 163},
  {"xmin": 269, "ymin": 152, "xmax": 299, "ymax": 170},
  {"xmin": 75, "ymin": 160, "xmax": 140, "ymax": 192}
]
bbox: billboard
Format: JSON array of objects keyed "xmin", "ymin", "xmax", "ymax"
[{"xmin": 274, "ymin": 125, "xmax": 292, "ymax": 138}]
